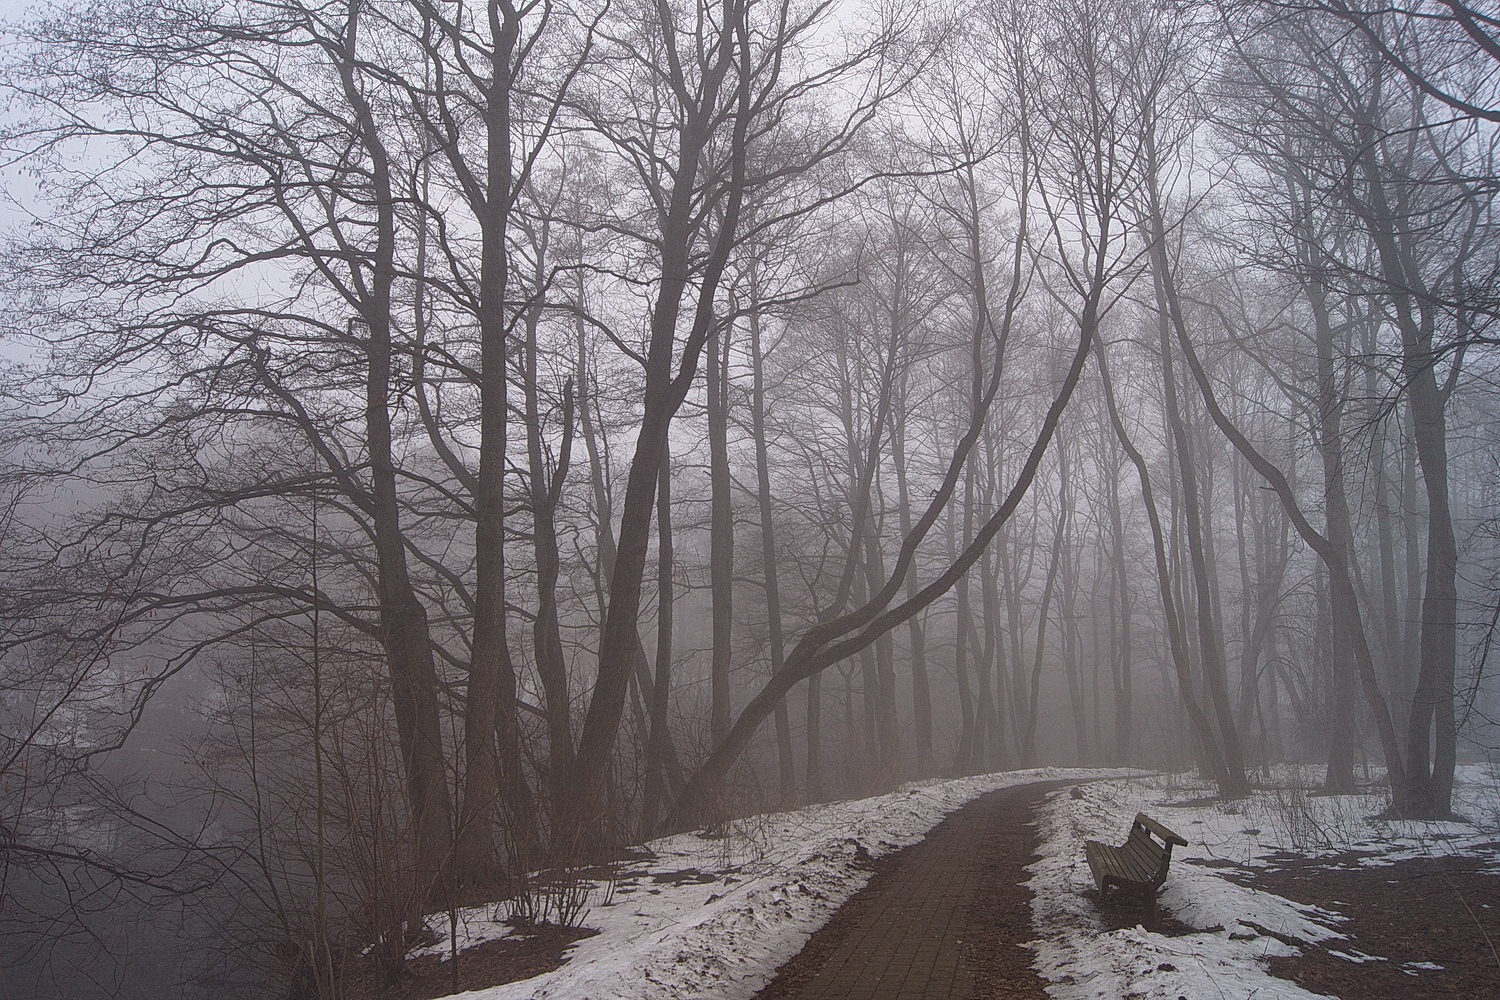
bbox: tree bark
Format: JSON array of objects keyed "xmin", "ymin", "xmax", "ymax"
[
  {"xmin": 561, "ymin": 0, "xmax": 756, "ymax": 853},
  {"xmin": 1092, "ymin": 336, "xmax": 1232, "ymax": 790},
  {"xmin": 1142, "ymin": 132, "xmax": 1250, "ymax": 797},
  {"xmin": 1303, "ymin": 258, "xmax": 1358, "ymax": 793},
  {"xmin": 641, "ymin": 440, "xmax": 675, "ymax": 835},
  {"xmin": 747, "ymin": 286, "xmax": 796, "ymax": 801},
  {"xmin": 892, "ymin": 375, "xmax": 933, "ymax": 775},
  {"xmin": 337, "ymin": 3, "xmax": 453, "ymax": 890},
  {"xmin": 708, "ymin": 319, "xmax": 735, "ymax": 750}
]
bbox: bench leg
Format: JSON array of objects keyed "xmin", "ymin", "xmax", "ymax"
[{"xmin": 1143, "ymin": 891, "xmax": 1158, "ymax": 931}]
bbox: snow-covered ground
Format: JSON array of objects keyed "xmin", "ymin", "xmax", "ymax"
[
  {"xmin": 1029, "ymin": 763, "xmax": 1500, "ymax": 999},
  {"xmin": 415, "ymin": 766, "xmax": 1128, "ymax": 1000},
  {"xmin": 418, "ymin": 762, "xmax": 1500, "ymax": 1000}
]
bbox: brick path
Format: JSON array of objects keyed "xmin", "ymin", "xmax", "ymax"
[{"xmin": 755, "ymin": 781, "xmax": 1065, "ymax": 1000}]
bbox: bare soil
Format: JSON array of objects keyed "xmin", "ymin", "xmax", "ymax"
[
  {"xmin": 1232, "ymin": 848, "xmax": 1500, "ymax": 999},
  {"xmin": 347, "ymin": 923, "xmax": 595, "ymax": 1000}
]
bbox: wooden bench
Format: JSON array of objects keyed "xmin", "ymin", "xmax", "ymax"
[{"xmin": 1084, "ymin": 813, "xmax": 1187, "ymax": 896}]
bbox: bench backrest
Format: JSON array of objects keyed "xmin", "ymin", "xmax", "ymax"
[
  {"xmin": 1119, "ymin": 814, "xmax": 1185, "ymax": 890},
  {"xmin": 1129, "ymin": 813, "xmax": 1188, "ymax": 854}
]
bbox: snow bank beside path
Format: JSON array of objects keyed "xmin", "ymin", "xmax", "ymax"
[
  {"xmin": 1027, "ymin": 764, "xmax": 1500, "ymax": 1000},
  {"xmin": 426, "ymin": 766, "xmax": 1130, "ymax": 1000}
]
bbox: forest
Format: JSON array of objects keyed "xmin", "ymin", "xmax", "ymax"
[{"xmin": 0, "ymin": 0, "xmax": 1497, "ymax": 996}]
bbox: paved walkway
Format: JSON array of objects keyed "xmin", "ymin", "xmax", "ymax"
[{"xmin": 756, "ymin": 781, "xmax": 1065, "ymax": 1000}]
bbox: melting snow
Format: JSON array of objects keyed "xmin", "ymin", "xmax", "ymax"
[
  {"xmin": 419, "ymin": 766, "xmax": 1128, "ymax": 999},
  {"xmin": 1026, "ymin": 763, "xmax": 1500, "ymax": 999},
  {"xmin": 418, "ymin": 761, "xmax": 1500, "ymax": 1000}
]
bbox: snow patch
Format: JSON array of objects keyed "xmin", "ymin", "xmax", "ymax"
[
  {"xmin": 416, "ymin": 763, "xmax": 1500, "ymax": 1000},
  {"xmin": 426, "ymin": 766, "xmax": 1129, "ymax": 1000},
  {"xmin": 1026, "ymin": 763, "xmax": 1500, "ymax": 1000}
]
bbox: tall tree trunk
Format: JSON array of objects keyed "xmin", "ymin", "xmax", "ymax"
[
  {"xmin": 1304, "ymin": 266, "xmax": 1357, "ymax": 793},
  {"xmin": 952, "ymin": 465, "xmax": 976, "ymax": 773},
  {"xmin": 641, "ymin": 440, "xmax": 675, "ymax": 835},
  {"xmin": 805, "ymin": 672, "xmax": 823, "ymax": 801},
  {"xmin": 979, "ymin": 449, "xmax": 1007, "ymax": 767},
  {"xmin": 1093, "ymin": 336, "xmax": 1232, "ymax": 789},
  {"xmin": 1001, "ymin": 520, "xmax": 1030, "ymax": 754},
  {"xmin": 1142, "ymin": 136, "xmax": 1250, "ymax": 796},
  {"xmin": 708, "ymin": 320, "xmax": 734, "ymax": 749},
  {"xmin": 892, "ymin": 381, "xmax": 932, "ymax": 775},
  {"xmin": 562, "ymin": 1, "xmax": 756, "ymax": 852},
  {"xmin": 862, "ymin": 524, "xmax": 901, "ymax": 778},
  {"xmin": 1232, "ymin": 448, "xmax": 1256, "ymax": 737},
  {"xmin": 1105, "ymin": 445, "xmax": 1133, "ymax": 761},
  {"xmin": 576, "ymin": 312, "xmax": 686, "ymax": 819},
  {"xmin": 338, "ymin": 6, "xmax": 453, "ymax": 891},
  {"xmin": 1089, "ymin": 541, "xmax": 1106, "ymax": 761},
  {"xmin": 1055, "ymin": 439, "xmax": 1088, "ymax": 761},
  {"xmin": 1359, "ymin": 148, "xmax": 1458, "ymax": 817},
  {"xmin": 952, "ymin": 160, "xmax": 992, "ymax": 774},
  {"xmin": 524, "ymin": 298, "xmax": 579, "ymax": 832},
  {"xmin": 855, "ymin": 569, "xmax": 879, "ymax": 787},
  {"xmin": 1365, "ymin": 322, "xmax": 1402, "ymax": 705},
  {"xmin": 449, "ymin": 0, "xmax": 541, "ymax": 881},
  {"xmin": 747, "ymin": 288, "xmax": 796, "ymax": 800},
  {"xmin": 1402, "ymin": 423, "xmax": 1423, "ymax": 714},
  {"xmin": 1022, "ymin": 477, "xmax": 1066, "ymax": 766},
  {"xmin": 969, "ymin": 430, "xmax": 1003, "ymax": 768}
]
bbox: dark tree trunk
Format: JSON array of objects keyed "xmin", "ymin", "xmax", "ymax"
[
  {"xmin": 1105, "ymin": 445, "xmax": 1133, "ymax": 761},
  {"xmin": 708, "ymin": 320, "xmax": 734, "ymax": 750},
  {"xmin": 1143, "ymin": 144, "xmax": 1250, "ymax": 797},
  {"xmin": 1304, "ymin": 269, "xmax": 1358, "ymax": 793},
  {"xmin": 560, "ymin": 0, "xmax": 756, "ymax": 853},
  {"xmin": 1093, "ymin": 337, "xmax": 1232, "ymax": 790},
  {"xmin": 337, "ymin": 8, "xmax": 453, "ymax": 892},
  {"xmin": 892, "ymin": 382, "xmax": 932, "ymax": 775},
  {"xmin": 953, "ymin": 464, "xmax": 976, "ymax": 774},
  {"xmin": 641, "ymin": 440, "xmax": 675, "ymax": 835},
  {"xmin": 748, "ymin": 291, "xmax": 796, "ymax": 801},
  {"xmin": 1359, "ymin": 148, "xmax": 1458, "ymax": 817}
]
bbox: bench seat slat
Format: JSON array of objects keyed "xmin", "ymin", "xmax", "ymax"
[
  {"xmin": 1123, "ymin": 854, "xmax": 1156, "ymax": 884},
  {"xmin": 1083, "ymin": 813, "xmax": 1187, "ymax": 896},
  {"xmin": 1123, "ymin": 840, "xmax": 1160, "ymax": 879}
]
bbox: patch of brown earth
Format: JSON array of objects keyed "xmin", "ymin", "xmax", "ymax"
[
  {"xmin": 1088, "ymin": 886, "xmax": 1198, "ymax": 937},
  {"xmin": 348, "ymin": 924, "xmax": 596, "ymax": 1000},
  {"xmin": 1235, "ymin": 850, "xmax": 1500, "ymax": 999}
]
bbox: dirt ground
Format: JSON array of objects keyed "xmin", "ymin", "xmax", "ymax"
[
  {"xmin": 1226, "ymin": 847, "xmax": 1500, "ymax": 999},
  {"xmin": 348, "ymin": 923, "xmax": 594, "ymax": 1000}
]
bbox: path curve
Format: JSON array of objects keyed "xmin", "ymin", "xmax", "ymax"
[{"xmin": 754, "ymin": 780, "xmax": 1069, "ymax": 1000}]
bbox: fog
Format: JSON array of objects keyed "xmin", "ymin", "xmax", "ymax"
[{"xmin": 2, "ymin": 0, "xmax": 1498, "ymax": 997}]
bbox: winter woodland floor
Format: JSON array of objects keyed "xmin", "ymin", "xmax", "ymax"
[{"xmin": 378, "ymin": 764, "xmax": 1500, "ymax": 1000}]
